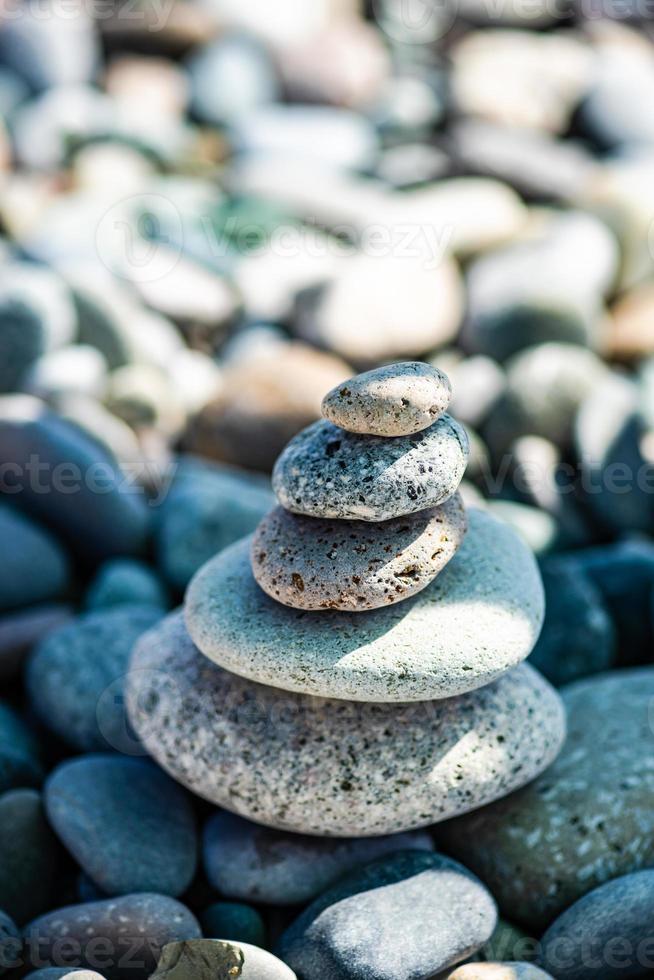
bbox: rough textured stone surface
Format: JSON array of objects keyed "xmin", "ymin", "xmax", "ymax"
[
  {"xmin": 27, "ymin": 605, "xmax": 162, "ymax": 752},
  {"xmin": 251, "ymin": 495, "xmax": 466, "ymax": 612},
  {"xmin": 154, "ymin": 940, "xmax": 296, "ymax": 980},
  {"xmin": 45, "ymin": 755, "xmax": 197, "ymax": 897},
  {"xmin": 539, "ymin": 870, "xmax": 654, "ymax": 980},
  {"xmin": 445, "ymin": 967, "xmax": 553, "ymax": 979},
  {"xmin": 438, "ymin": 669, "xmax": 654, "ymax": 931},
  {"xmin": 24, "ymin": 895, "xmax": 201, "ymax": 980},
  {"xmin": 272, "ymin": 415, "xmax": 469, "ymax": 522},
  {"xmin": 321, "ymin": 362, "xmax": 452, "ymax": 436},
  {"xmin": 202, "ymin": 811, "xmax": 433, "ymax": 905},
  {"xmin": 128, "ymin": 612, "xmax": 565, "ymax": 836},
  {"xmin": 186, "ymin": 509, "xmax": 543, "ymax": 702},
  {"xmin": 0, "ymin": 788, "xmax": 60, "ymax": 925},
  {"xmin": 277, "ymin": 851, "xmax": 497, "ymax": 980},
  {"xmin": 0, "ymin": 505, "xmax": 70, "ymax": 613}
]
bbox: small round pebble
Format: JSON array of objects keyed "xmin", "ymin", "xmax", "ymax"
[
  {"xmin": 251, "ymin": 495, "xmax": 466, "ymax": 612},
  {"xmin": 0, "ymin": 505, "xmax": 70, "ymax": 613},
  {"xmin": 446, "ymin": 967, "xmax": 553, "ymax": 979},
  {"xmin": 321, "ymin": 362, "xmax": 452, "ymax": 436},
  {"xmin": 84, "ymin": 559, "xmax": 168, "ymax": 612},
  {"xmin": 539, "ymin": 870, "xmax": 654, "ymax": 980},
  {"xmin": 199, "ymin": 902, "xmax": 266, "ymax": 948},
  {"xmin": 127, "ymin": 612, "xmax": 564, "ymax": 836},
  {"xmin": 24, "ymin": 895, "xmax": 201, "ymax": 980},
  {"xmin": 45, "ymin": 755, "xmax": 197, "ymax": 897},
  {"xmin": 27, "ymin": 605, "xmax": 162, "ymax": 752},
  {"xmin": 0, "ymin": 789, "xmax": 59, "ymax": 924},
  {"xmin": 187, "ymin": 508, "xmax": 543, "ymax": 703},
  {"xmin": 272, "ymin": 415, "xmax": 469, "ymax": 522},
  {"xmin": 202, "ymin": 810, "xmax": 433, "ymax": 905},
  {"xmin": 277, "ymin": 851, "xmax": 497, "ymax": 980}
]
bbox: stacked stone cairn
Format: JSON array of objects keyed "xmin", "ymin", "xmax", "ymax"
[{"xmin": 127, "ymin": 362, "xmax": 566, "ymax": 841}]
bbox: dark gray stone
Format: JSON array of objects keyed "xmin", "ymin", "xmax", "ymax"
[
  {"xmin": 0, "ymin": 788, "xmax": 60, "ymax": 924},
  {"xmin": 0, "ymin": 604, "xmax": 72, "ymax": 682},
  {"xmin": 0, "ymin": 298, "xmax": 44, "ymax": 392},
  {"xmin": 85, "ymin": 560, "xmax": 168, "ymax": 612},
  {"xmin": 45, "ymin": 755, "xmax": 197, "ymax": 897},
  {"xmin": 0, "ymin": 700, "xmax": 43, "ymax": 794},
  {"xmin": 277, "ymin": 851, "xmax": 497, "ymax": 980},
  {"xmin": 27, "ymin": 606, "xmax": 162, "ymax": 752},
  {"xmin": 199, "ymin": 904, "xmax": 266, "ymax": 949},
  {"xmin": 0, "ymin": 505, "xmax": 69, "ymax": 613}
]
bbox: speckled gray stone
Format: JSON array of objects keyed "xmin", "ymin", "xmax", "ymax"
[
  {"xmin": 321, "ymin": 362, "xmax": 452, "ymax": 437},
  {"xmin": 251, "ymin": 495, "xmax": 467, "ymax": 612},
  {"xmin": 24, "ymin": 895, "xmax": 201, "ymax": 980},
  {"xmin": 272, "ymin": 415, "xmax": 469, "ymax": 522},
  {"xmin": 277, "ymin": 851, "xmax": 497, "ymax": 980},
  {"xmin": 444, "ymin": 967, "xmax": 553, "ymax": 979},
  {"xmin": 437, "ymin": 669, "xmax": 654, "ymax": 931},
  {"xmin": 186, "ymin": 508, "xmax": 544, "ymax": 702},
  {"xmin": 127, "ymin": 612, "xmax": 565, "ymax": 836},
  {"xmin": 539, "ymin": 870, "xmax": 654, "ymax": 980},
  {"xmin": 202, "ymin": 811, "xmax": 434, "ymax": 905}
]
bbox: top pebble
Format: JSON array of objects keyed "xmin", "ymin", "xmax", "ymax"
[{"xmin": 322, "ymin": 361, "xmax": 452, "ymax": 437}]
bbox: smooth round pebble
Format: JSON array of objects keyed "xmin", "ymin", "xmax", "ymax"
[
  {"xmin": 199, "ymin": 903, "xmax": 266, "ymax": 948},
  {"xmin": 445, "ymin": 967, "xmax": 553, "ymax": 979},
  {"xmin": 0, "ymin": 297, "xmax": 45, "ymax": 393},
  {"xmin": 202, "ymin": 810, "xmax": 433, "ymax": 905},
  {"xmin": 84, "ymin": 559, "xmax": 168, "ymax": 611},
  {"xmin": 437, "ymin": 668, "xmax": 654, "ymax": 930},
  {"xmin": 153, "ymin": 939, "xmax": 296, "ymax": 980},
  {"xmin": 539, "ymin": 870, "xmax": 654, "ymax": 980},
  {"xmin": 24, "ymin": 895, "xmax": 201, "ymax": 980},
  {"xmin": 0, "ymin": 789, "xmax": 60, "ymax": 925},
  {"xmin": 277, "ymin": 851, "xmax": 497, "ymax": 980},
  {"xmin": 272, "ymin": 415, "xmax": 469, "ymax": 523},
  {"xmin": 0, "ymin": 505, "xmax": 70, "ymax": 613},
  {"xmin": 127, "ymin": 612, "xmax": 564, "ymax": 836},
  {"xmin": 187, "ymin": 508, "xmax": 543, "ymax": 702},
  {"xmin": 251, "ymin": 495, "xmax": 467, "ymax": 612},
  {"xmin": 321, "ymin": 362, "xmax": 452, "ymax": 436},
  {"xmin": 27, "ymin": 605, "xmax": 162, "ymax": 752},
  {"xmin": 25, "ymin": 972, "xmax": 107, "ymax": 980},
  {"xmin": 45, "ymin": 755, "xmax": 197, "ymax": 897}
]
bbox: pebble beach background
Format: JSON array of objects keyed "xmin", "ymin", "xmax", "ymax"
[{"xmin": 1, "ymin": 0, "xmax": 654, "ymax": 977}]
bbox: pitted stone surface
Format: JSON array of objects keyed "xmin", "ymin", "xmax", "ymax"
[
  {"xmin": 127, "ymin": 612, "xmax": 565, "ymax": 836},
  {"xmin": 186, "ymin": 508, "xmax": 544, "ymax": 702},
  {"xmin": 272, "ymin": 415, "xmax": 469, "ymax": 522},
  {"xmin": 321, "ymin": 362, "xmax": 452, "ymax": 436},
  {"xmin": 251, "ymin": 494, "xmax": 466, "ymax": 611}
]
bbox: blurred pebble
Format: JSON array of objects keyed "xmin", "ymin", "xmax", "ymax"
[
  {"xmin": 438, "ymin": 669, "xmax": 654, "ymax": 930},
  {"xmin": 485, "ymin": 500, "xmax": 559, "ymax": 556},
  {"xmin": 27, "ymin": 605, "xmax": 162, "ymax": 752},
  {"xmin": 105, "ymin": 365, "xmax": 186, "ymax": 438},
  {"xmin": 445, "ymin": 967, "xmax": 552, "ymax": 979},
  {"xmin": 24, "ymin": 895, "xmax": 201, "ymax": 980},
  {"xmin": 11, "ymin": 86, "xmax": 113, "ymax": 172},
  {"xmin": 156, "ymin": 458, "xmax": 273, "ymax": 590},
  {"xmin": 376, "ymin": 142, "xmax": 449, "ymax": 188},
  {"xmin": 433, "ymin": 353, "xmax": 505, "ymax": 430},
  {"xmin": 581, "ymin": 50, "xmax": 654, "ymax": 149},
  {"xmin": 104, "ymin": 56, "xmax": 189, "ymax": 120},
  {"xmin": 0, "ymin": 700, "xmax": 43, "ymax": 793},
  {"xmin": 24, "ymin": 345, "xmax": 107, "ymax": 401},
  {"xmin": 185, "ymin": 343, "xmax": 350, "ymax": 471},
  {"xmin": 203, "ymin": 810, "xmax": 434, "ymax": 905},
  {"xmin": 0, "ymin": 604, "xmax": 72, "ymax": 682},
  {"xmin": 0, "ymin": 788, "xmax": 60, "ymax": 924},
  {"xmin": 45, "ymin": 755, "xmax": 197, "ymax": 897},
  {"xmin": 25, "ymin": 972, "xmax": 106, "ymax": 980},
  {"xmin": 0, "ymin": 395, "xmax": 151, "ymax": 561},
  {"xmin": 164, "ymin": 350, "xmax": 222, "ymax": 416},
  {"xmin": 277, "ymin": 852, "xmax": 497, "ymax": 980},
  {"xmin": 0, "ymin": 505, "xmax": 69, "ymax": 613},
  {"xmin": 187, "ymin": 33, "xmax": 279, "ymax": 125},
  {"xmin": 0, "ymin": 910, "xmax": 19, "ymax": 976},
  {"xmin": 298, "ymin": 253, "xmax": 463, "ymax": 365},
  {"xmin": 529, "ymin": 557, "xmax": 616, "ymax": 686},
  {"xmin": 608, "ymin": 284, "xmax": 654, "ymax": 360},
  {"xmin": 0, "ymin": 298, "xmax": 46, "ymax": 393},
  {"xmin": 199, "ymin": 902, "xmax": 266, "ymax": 947},
  {"xmin": 85, "ymin": 559, "xmax": 168, "ymax": 612}
]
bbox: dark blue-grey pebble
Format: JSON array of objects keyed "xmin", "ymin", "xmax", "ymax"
[
  {"xmin": 277, "ymin": 851, "xmax": 497, "ymax": 980},
  {"xmin": 0, "ymin": 297, "xmax": 45, "ymax": 392},
  {"xmin": 540, "ymin": 870, "xmax": 654, "ymax": 980},
  {"xmin": 0, "ymin": 910, "xmax": 20, "ymax": 976},
  {"xmin": 45, "ymin": 755, "xmax": 197, "ymax": 897},
  {"xmin": 0, "ymin": 700, "xmax": 43, "ymax": 794},
  {"xmin": 0, "ymin": 396, "xmax": 150, "ymax": 561},
  {"xmin": 27, "ymin": 605, "xmax": 162, "ymax": 752},
  {"xmin": 0, "ymin": 504, "xmax": 69, "ymax": 613},
  {"xmin": 24, "ymin": 895, "xmax": 201, "ymax": 980},
  {"xmin": 529, "ymin": 557, "xmax": 616, "ymax": 686},
  {"xmin": 0, "ymin": 788, "xmax": 60, "ymax": 925},
  {"xmin": 200, "ymin": 903, "xmax": 267, "ymax": 949},
  {"xmin": 84, "ymin": 560, "xmax": 168, "ymax": 612}
]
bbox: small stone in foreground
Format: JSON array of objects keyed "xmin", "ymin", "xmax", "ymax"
[{"xmin": 321, "ymin": 361, "xmax": 452, "ymax": 436}]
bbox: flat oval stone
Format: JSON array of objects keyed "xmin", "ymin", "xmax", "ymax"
[
  {"xmin": 45, "ymin": 755, "xmax": 197, "ymax": 897},
  {"xmin": 251, "ymin": 495, "xmax": 466, "ymax": 612},
  {"xmin": 0, "ymin": 505, "xmax": 70, "ymax": 613},
  {"xmin": 202, "ymin": 811, "xmax": 433, "ymax": 905},
  {"xmin": 321, "ymin": 362, "xmax": 452, "ymax": 436},
  {"xmin": 186, "ymin": 508, "xmax": 544, "ymax": 702},
  {"xmin": 277, "ymin": 851, "xmax": 497, "ymax": 980},
  {"xmin": 539, "ymin": 871, "xmax": 654, "ymax": 980},
  {"xmin": 0, "ymin": 789, "xmax": 59, "ymax": 925},
  {"xmin": 272, "ymin": 415, "xmax": 469, "ymax": 522},
  {"xmin": 127, "ymin": 612, "xmax": 565, "ymax": 836},
  {"xmin": 437, "ymin": 669, "xmax": 654, "ymax": 931},
  {"xmin": 446, "ymin": 967, "xmax": 553, "ymax": 979}
]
